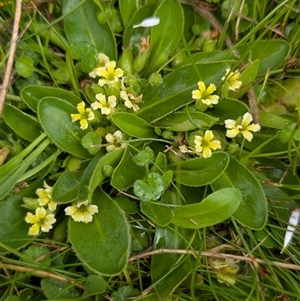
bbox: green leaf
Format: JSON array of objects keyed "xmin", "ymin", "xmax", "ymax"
[
  {"xmin": 38, "ymin": 97, "xmax": 93, "ymax": 159},
  {"xmin": 151, "ymin": 226, "xmax": 195, "ymax": 297},
  {"xmin": 23, "ymin": 245, "xmax": 51, "ymax": 267},
  {"xmin": 172, "ymin": 188, "xmax": 242, "ymax": 229},
  {"xmin": 0, "ymin": 136, "xmax": 50, "ymax": 200},
  {"xmin": 111, "ymin": 112, "xmax": 156, "ymax": 138},
  {"xmin": 15, "ymin": 55, "xmax": 34, "ymax": 78},
  {"xmin": 134, "ymin": 172, "xmax": 165, "ymax": 201},
  {"xmin": 68, "ymin": 189, "xmax": 130, "ymax": 275},
  {"xmin": 207, "ymin": 98, "xmax": 249, "ymax": 123},
  {"xmin": 82, "ymin": 275, "xmax": 106, "ymax": 297},
  {"xmin": 259, "ymin": 110, "xmax": 290, "ymax": 130},
  {"xmin": 152, "ymin": 110, "xmax": 216, "ymax": 131},
  {"xmin": 168, "ymin": 152, "xmax": 229, "ymax": 186},
  {"xmin": 237, "ymin": 40, "xmax": 290, "ymax": 75},
  {"xmin": 211, "ymin": 156, "xmax": 267, "ymax": 229},
  {"xmin": 63, "ymin": 0, "xmax": 116, "ymax": 59},
  {"xmin": 119, "ymin": 0, "xmax": 138, "ymax": 27},
  {"xmin": 141, "ymin": 202, "xmax": 173, "ymax": 226},
  {"xmin": 3, "ymin": 104, "xmax": 41, "ymax": 142},
  {"xmin": 132, "ymin": 146, "xmax": 154, "ymax": 166},
  {"xmin": 136, "ymin": 63, "xmax": 227, "ymax": 123},
  {"xmin": 144, "ymin": 0, "xmax": 184, "ymax": 75},
  {"xmin": 81, "ymin": 132, "xmax": 102, "ymax": 155},
  {"xmin": 0, "ymin": 181, "xmax": 43, "ymax": 253},
  {"xmin": 41, "ymin": 278, "xmax": 80, "ymax": 299},
  {"xmin": 52, "ymin": 171, "xmax": 83, "ymax": 204},
  {"xmin": 21, "ymin": 85, "xmax": 81, "ymax": 112},
  {"xmin": 87, "ymin": 148, "xmax": 124, "ymax": 200},
  {"xmin": 111, "ymin": 147, "xmax": 146, "ymax": 190}
]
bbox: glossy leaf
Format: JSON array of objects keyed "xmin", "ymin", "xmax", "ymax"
[
  {"xmin": 144, "ymin": 0, "xmax": 184, "ymax": 75},
  {"xmin": 111, "ymin": 112, "xmax": 156, "ymax": 138},
  {"xmin": 151, "ymin": 226, "xmax": 195, "ymax": 297},
  {"xmin": 68, "ymin": 189, "xmax": 130, "ymax": 275},
  {"xmin": 52, "ymin": 171, "xmax": 83, "ymax": 203},
  {"xmin": 111, "ymin": 147, "xmax": 146, "ymax": 190},
  {"xmin": 88, "ymin": 148, "xmax": 124, "ymax": 200},
  {"xmin": 152, "ymin": 110, "xmax": 216, "ymax": 131},
  {"xmin": 172, "ymin": 188, "xmax": 242, "ymax": 229},
  {"xmin": 259, "ymin": 110, "xmax": 290, "ymax": 129},
  {"xmin": 0, "ymin": 181, "xmax": 43, "ymax": 253},
  {"xmin": 136, "ymin": 63, "xmax": 227, "ymax": 123},
  {"xmin": 119, "ymin": 0, "xmax": 138, "ymax": 27},
  {"xmin": 3, "ymin": 104, "xmax": 41, "ymax": 142},
  {"xmin": 63, "ymin": 0, "xmax": 116, "ymax": 59},
  {"xmin": 38, "ymin": 97, "xmax": 93, "ymax": 159},
  {"xmin": 207, "ymin": 98, "xmax": 249, "ymax": 124},
  {"xmin": 211, "ymin": 156, "xmax": 267, "ymax": 229},
  {"xmin": 168, "ymin": 152, "xmax": 229, "ymax": 186},
  {"xmin": 21, "ymin": 85, "xmax": 81, "ymax": 112},
  {"xmin": 141, "ymin": 201, "xmax": 173, "ymax": 227},
  {"xmin": 237, "ymin": 40, "xmax": 290, "ymax": 75}
]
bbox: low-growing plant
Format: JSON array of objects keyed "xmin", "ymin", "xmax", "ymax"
[{"xmin": 0, "ymin": 0, "xmax": 299, "ymax": 300}]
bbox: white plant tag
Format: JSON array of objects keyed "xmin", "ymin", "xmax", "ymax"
[
  {"xmin": 281, "ymin": 210, "xmax": 299, "ymax": 253},
  {"xmin": 133, "ymin": 17, "xmax": 160, "ymax": 28}
]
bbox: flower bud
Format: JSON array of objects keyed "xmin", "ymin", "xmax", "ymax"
[
  {"xmin": 118, "ymin": 48, "xmax": 134, "ymax": 74},
  {"xmin": 133, "ymin": 51, "xmax": 149, "ymax": 73}
]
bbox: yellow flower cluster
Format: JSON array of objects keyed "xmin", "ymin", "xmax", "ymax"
[
  {"xmin": 25, "ymin": 183, "xmax": 100, "ymax": 235},
  {"xmin": 70, "ymin": 53, "xmax": 143, "ymax": 151},
  {"xmin": 181, "ymin": 68, "xmax": 261, "ymax": 158}
]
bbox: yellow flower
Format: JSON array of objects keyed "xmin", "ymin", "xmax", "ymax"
[
  {"xmin": 120, "ymin": 90, "xmax": 142, "ymax": 112},
  {"xmin": 211, "ymin": 258, "xmax": 239, "ymax": 286},
  {"xmin": 71, "ymin": 102, "xmax": 95, "ymax": 130},
  {"xmin": 97, "ymin": 61, "xmax": 124, "ymax": 87},
  {"xmin": 89, "ymin": 53, "xmax": 110, "ymax": 78},
  {"xmin": 91, "ymin": 93, "xmax": 117, "ymax": 115},
  {"xmin": 105, "ymin": 130, "xmax": 127, "ymax": 152},
  {"xmin": 25, "ymin": 207, "xmax": 56, "ymax": 236},
  {"xmin": 222, "ymin": 68, "xmax": 242, "ymax": 91},
  {"xmin": 179, "ymin": 145, "xmax": 195, "ymax": 154},
  {"xmin": 36, "ymin": 181, "xmax": 57, "ymax": 211},
  {"xmin": 192, "ymin": 81, "xmax": 219, "ymax": 106},
  {"xmin": 65, "ymin": 200, "xmax": 98, "ymax": 224},
  {"xmin": 194, "ymin": 130, "xmax": 221, "ymax": 158},
  {"xmin": 225, "ymin": 112, "xmax": 261, "ymax": 142}
]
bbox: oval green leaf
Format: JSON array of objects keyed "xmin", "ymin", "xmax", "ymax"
[
  {"xmin": 88, "ymin": 148, "xmax": 124, "ymax": 200},
  {"xmin": 167, "ymin": 152, "xmax": 229, "ymax": 186},
  {"xmin": 136, "ymin": 63, "xmax": 227, "ymax": 123},
  {"xmin": 68, "ymin": 189, "xmax": 130, "ymax": 275},
  {"xmin": 172, "ymin": 188, "xmax": 242, "ymax": 229},
  {"xmin": 141, "ymin": 202, "xmax": 173, "ymax": 227},
  {"xmin": 144, "ymin": 0, "xmax": 184, "ymax": 75},
  {"xmin": 111, "ymin": 147, "xmax": 146, "ymax": 190},
  {"xmin": 3, "ymin": 104, "xmax": 41, "ymax": 142},
  {"xmin": 211, "ymin": 156, "xmax": 267, "ymax": 229},
  {"xmin": 63, "ymin": 0, "xmax": 116, "ymax": 59},
  {"xmin": 111, "ymin": 112, "xmax": 156, "ymax": 138},
  {"xmin": 52, "ymin": 171, "xmax": 83, "ymax": 203},
  {"xmin": 21, "ymin": 85, "xmax": 81, "ymax": 112},
  {"xmin": 38, "ymin": 97, "xmax": 93, "ymax": 159},
  {"xmin": 207, "ymin": 98, "xmax": 249, "ymax": 124},
  {"xmin": 237, "ymin": 40, "xmax": 290, "ymax": 75},
  {"xmin": 152, "ymin": 110, "xmax": 215, "ymax": 131}
]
